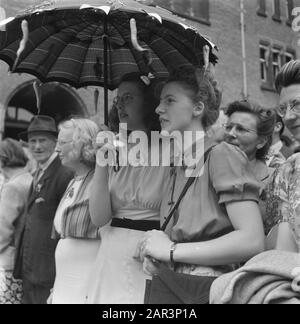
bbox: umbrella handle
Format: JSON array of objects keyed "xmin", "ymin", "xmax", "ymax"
[{"xmin": 130, "ymin": 18, "xmax": 153, "ymax": 68}]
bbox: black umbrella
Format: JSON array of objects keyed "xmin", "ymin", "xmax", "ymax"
[{"xmin": 0, "ymin": 0, "xmax": 218, "ymax": 124}]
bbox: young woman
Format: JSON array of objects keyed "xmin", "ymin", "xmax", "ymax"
[
  {"xmin": 138, "ymin": 67, "xmax": 265, "ymax": 293},
  {"xmin": 86, "ymin": 73, "xmax": 169, "ymax": 304}
]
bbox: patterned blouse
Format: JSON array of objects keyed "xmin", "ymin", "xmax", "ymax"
[{"xmin": 268, "ymin": 154, "xmax": 300, "ymax": 249}]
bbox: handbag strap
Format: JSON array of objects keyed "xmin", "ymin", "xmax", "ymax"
[{"xmin": 161, "ymin": 145, "xmax": 215, "ymax": 231}]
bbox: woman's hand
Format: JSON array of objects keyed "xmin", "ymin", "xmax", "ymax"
[
  {"xmin": 142, "ymin": 257, "xmax": 160, "ymax": 276},
  {"xmin": 95, "ymin": 129, "xmax": 118, "ymax": 167},
  {"xmin": 139, "ymin": 230, "xmax": 173, "ymax": 263}
]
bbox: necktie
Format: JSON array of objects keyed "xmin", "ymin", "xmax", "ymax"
[{"xmin": 33, "ymin": 167, "xmax": 42, "ymax": 189}]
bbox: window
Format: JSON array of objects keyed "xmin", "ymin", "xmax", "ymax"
[
  {"xmin": 286, "ymin": 0, "xmax": 294, "ymax": 26},
  {"xmin": 260, "ymin": 42, "xmax": 295, "ymax": 91},
  {"xmin": 152, "ymin": 0, "xmax": 210, "ymax": 25},
  {"xmin": 271, "ymin": 48, "xmax": 281, "ymax": 81},
  {"xmin": 260, "ymin": 44, "xmax": 269, "ymax": 83},
  {"xmin": 272, "ymin": 0, "xmax": 281, "ymax": 22},
  {"xmin": 257, "ymin": 0, "xmax": 267, "ymax": 17},
  {"xmin": 6, "ymin": 107, "xmax": 33, "ymax": 122}
]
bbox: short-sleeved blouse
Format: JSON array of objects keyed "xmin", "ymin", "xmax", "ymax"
[
  {"xmin": 108, "ymin": 164, "xmax": 170, "ymax": 221},
  {"xmin": 161, "ymin": 141, "xmax": 261, "ymax": 243},
  {"xmin": 273, "ymin": 153, "xmax": 300, "ymax": 248}
]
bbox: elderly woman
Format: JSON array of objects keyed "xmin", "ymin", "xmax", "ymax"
[
  {"xmin": 223, "ymin": 101, "xmax": 276, "ymax": 233},
  {"xmin": 269, "ymin": 59, "xmax": 300, "ymax": 252},
  {"xmin": 0, "ymin": 138, "xmax": 32, "ymax": 304},
  {"xmin": 48, "ymin": 118, "xmax": 100, "ymax": 304}
]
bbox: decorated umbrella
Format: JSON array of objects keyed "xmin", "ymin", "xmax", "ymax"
[{"xmin": 0, "ymin": 0, "xmax": 218, "ymax": 124}]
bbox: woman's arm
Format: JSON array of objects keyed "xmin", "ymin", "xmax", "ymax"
[
  {"xmin": 140, "ymin": 200, "xmax": 265, "ymax": 266},
  {"xmin": 89, "ymin": 130, "xmax": 116, "ymax": 227},
  {"xmin": 89, "ymin": 165, "xmax": 112, "ymax": 227}
]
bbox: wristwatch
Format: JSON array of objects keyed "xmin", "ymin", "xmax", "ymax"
[{"xmin": 170, "ymin": 242, "xmax": 177, "ymax": 264}]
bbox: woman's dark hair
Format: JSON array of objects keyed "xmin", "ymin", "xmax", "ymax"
[
  {"xmin": 226, "ymin": 100, "xmax": 276, "ymax": 161},
  {"xmin": 0, "ymin": 138, "xmax": 28, "ymax": 168},
  {"xmin": 275, "ymin": 113, "xmax": 285, "ymax": 138},
  {"xmin": 281, "ymin": 134, "xmax": 293, "ymax": 147},
  {"xmin": 275, "ymin": 60, "xmax": 300, "ymax": 93},
  {"xmin": 109, "ymin": 72, "xmax": 161, "ymax": 135},
  {"xmin": 165, "ymin": 66, "xmax": 222, "ymax": 130}
]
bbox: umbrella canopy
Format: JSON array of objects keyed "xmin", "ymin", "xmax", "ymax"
[{"xmin": 0, "ymin": 0, "xmax": 218, "ymax": 123}]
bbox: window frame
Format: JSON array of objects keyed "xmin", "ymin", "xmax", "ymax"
[
  {"xmin": 260, "ymin": 42, "xmax": 296, "ymax": 92},
  {"xmin": 257, "ymin": 0, "xmax": 267, "ymax": 17},
  {"xmin": 286, "ymin": 0, "xmax": 294, "ymax": 26},
  {"xmin": 260, "ymin": 42, "xmax": 270, "ymax": 87},
  {"xmin": 272, "ymin": 0, "xmax": 282, "ymax": 22},
  {"xmin": 153, "ymin": 0, "xmax": 211, "ymax": 25},
  {"xmin": 271, "ymin": 47, "xmax": 282, "ymax": 85}
]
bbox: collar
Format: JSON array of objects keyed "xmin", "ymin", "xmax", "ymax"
[
  {"xmin": 38, "ymin": 152, "xmax": 58, "ymax": 172},
  {"xmin": 270, "ymin": 141, "xmax": 283, "ymax": 155},
  {"xmin": 173, "ymin": 131, "xmax": 206, "ymax": 169},
  {"xmin": 249, "ymin": 158, "xmax": 270, "ymax": 183}
]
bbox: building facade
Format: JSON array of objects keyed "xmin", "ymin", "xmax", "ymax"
[{"xmin": 0, "ymin": 0, "xmax": 299, "ymax": 139}]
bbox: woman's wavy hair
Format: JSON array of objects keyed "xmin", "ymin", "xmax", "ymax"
[
  {"xmin": 0, "ymin": 138, "xmax": 28, "ymax": 168},
  {"xmin": 226, "ymin": 100, "xmax": 276, "ymax": 161},
  {"xmin": 109, "ymin": 72, "xmax": 161, "ymax": 136},
  {"xmin": 165, "ymin": 66, "xmax": 222, "ymax": 130},
  {"xmin": 275, "ymin": 60, "xmax": 300, "ymax": 93},
  {"xmin": 59, "ymin": 118, "xmax": 99, "ymax": 167}
]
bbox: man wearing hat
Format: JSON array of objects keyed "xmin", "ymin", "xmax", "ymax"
[{"xmin": 14, "ymin": 115, "xmax": 74, "ymax": 304}]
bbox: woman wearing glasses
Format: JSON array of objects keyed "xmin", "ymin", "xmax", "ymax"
[
  {"xmin": 86, "ymin": 73, "xmax": 169, "ymax": 304},
  {"xmin": 268, "ymin": 60, "xmax": 300, "ymax": 253},
  {"xmin": 223, "ymin": 101, "xmax": 278, "ymax": 233},
  {"xmin": 138, "ymin": 67, "xmax": 265, "ymax": 302},
  {"xmin": 48, "ymin": 118, "xmax": 101, "ymax": 304}
]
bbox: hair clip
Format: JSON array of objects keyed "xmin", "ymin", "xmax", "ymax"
[
  {"xmin": 140, "ymin": 73, "xmax": 155, "ymax": 86},
  {"xmin": 203, "ymin": 45, "xmax": 210, "ymax": 72}
]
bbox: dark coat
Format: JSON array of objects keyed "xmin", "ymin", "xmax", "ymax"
[{"xmin": 14, "ymin": 156, "xmax": 74, "ymax": 287}]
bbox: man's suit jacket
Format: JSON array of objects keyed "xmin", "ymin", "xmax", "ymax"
[{"xmin": 14, "ymin": 156, "xmax": 74, "ymax": 287}]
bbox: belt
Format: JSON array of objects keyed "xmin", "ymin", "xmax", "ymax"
[{"xmin": 111, "ymin": 218, "xmax": 160, "ymax": 231}]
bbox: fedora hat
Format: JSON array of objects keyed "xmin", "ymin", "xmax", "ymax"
[{"xmin": 19, "ymin": 115, "xmax": 58, "ymax": 141}]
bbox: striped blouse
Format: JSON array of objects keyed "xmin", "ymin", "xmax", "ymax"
[{"xmin": 52, "ymin": 170, "xmax": 100, "ymax": 240}]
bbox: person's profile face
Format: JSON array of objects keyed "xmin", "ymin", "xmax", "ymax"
[
  {"xmin": 115, "ymin": 81, "xmax": 146, "ymax": 131},
  {"xmin": 279, "ymin": 84, "xmax": 300, "ymax": 142},
  {"xmin": 156, "ymin": 82, "xmax": 195, "ymax": 134}
]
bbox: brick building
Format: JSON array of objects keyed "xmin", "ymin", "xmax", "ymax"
[{"xmin": 0, "ymin": 0, "xmax": 299, "ymax": 139}]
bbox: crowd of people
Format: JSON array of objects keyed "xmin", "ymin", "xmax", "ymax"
[{"xmin": 0, "ymin": 59, "xmax": 300, "ymax": 304}]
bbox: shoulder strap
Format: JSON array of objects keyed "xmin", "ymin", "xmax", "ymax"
[{"xmin": 161, "ymin": 145, "xmax": 215, "ymax": 231}]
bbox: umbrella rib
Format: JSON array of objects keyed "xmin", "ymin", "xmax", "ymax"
[
  {"xmin": 2, "ymin": 13, "xmax": 90, "ymax": 74},
  {"xmin": 39, "ymin": 21, "xmax": 89, "ymax": 79},
  {"xmin": 111, "ymin": 15, "xmax": 154, "ymax": 75},
  {"xmin": 77, "ymin": 20, "xmax": 103, "ymax": 86}
]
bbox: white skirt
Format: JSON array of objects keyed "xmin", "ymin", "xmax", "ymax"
[
  {"xmin": 86, "ymin": 225, "xmax": 150, "ymax": 304},
  {"xmin": 52, "ymin": 238, "xmax": 100, "ymax": 304}
]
